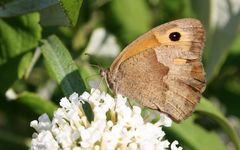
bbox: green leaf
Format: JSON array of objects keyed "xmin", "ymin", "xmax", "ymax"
[
  {"xmin": 0, "ymin": 52, "xmax": 32, "ymax": 93},
  {"xmin": 196, "ymin": 98, "xmax": 240, "ymax": 150},
  {"xmin": 41, "ymin": 35, "xmax": 93, "ymax": 122},
  {"xmin": 40, "ymin": 0, "xmax": 83, "ymax": 26},
  {"xmin": 0, "ymin": 0, "xmax": 83, "ymax": 26},
  {"xmin": 60, "ymin": 0, "xmax": 83, "ymax": 25},
  {"xmin": 0, "ymin": 13, "xmax": 41, "ymax": 65},
  {"xmin": 0, "ymin": 0, "xmax": 57, "ymax": 17},
  {"xmin": 41, "ymin": 35, "xmax": 86, "ymax": 96},
  {"xmin": 110, "ymin": 0, "xmax": 152, "ymax": 43},
  {"xmin": 0, "ymin": 13, "xmax": 41, "ymax": 93},
  {"xmin": 17, "ymin": 92, "xmax": 57, "ymax": 117},
  {"xmin": 168, "ymin": 116, "xmax": 226, "ymax": 150}
]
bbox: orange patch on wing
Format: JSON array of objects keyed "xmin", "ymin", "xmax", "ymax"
[
  {"xmin": 173, "ymin": 58, "xmax": 187, "ymax": 64},
  {"xmin": 110, "ymin": 34, "xmax": 160, "ymax": 71}
]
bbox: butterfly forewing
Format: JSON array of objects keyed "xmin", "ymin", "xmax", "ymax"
[{"xmin": 106, "ymin": 18, "xmax": 206, "ymax": 122}]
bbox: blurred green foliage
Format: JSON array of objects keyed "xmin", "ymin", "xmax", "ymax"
[{"xmin": 0, "ymin": 0, "xmax": 240, "ymax": 149}]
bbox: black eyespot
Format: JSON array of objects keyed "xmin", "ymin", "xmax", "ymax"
[{"xmin": 169, "ymin": 32, "xmax": 181, "ymax": 41}]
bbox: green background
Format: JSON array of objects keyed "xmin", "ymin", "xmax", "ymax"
[{"xmin": 0, "ymin": 0, "xmax": 240, "ymax": 149}]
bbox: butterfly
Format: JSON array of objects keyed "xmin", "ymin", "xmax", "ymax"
[{"xmin": 101, "ymin": 18, "xmax": 206, "ymax": 122}]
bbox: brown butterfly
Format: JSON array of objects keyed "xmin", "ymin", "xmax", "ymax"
[{"xmin": 101, "ymin": 18, "xmax": 206, "ymax": 122}]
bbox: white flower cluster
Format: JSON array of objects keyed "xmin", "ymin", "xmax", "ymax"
[{"xmin": 30, "ymin": 89, "xmax": 183, "ymax": 150}]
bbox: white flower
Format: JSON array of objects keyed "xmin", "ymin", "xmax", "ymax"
[
  {"xmin": 30, "ymin": 131, "xmax": 59, "ymax": 150},
  {"xmin": 171, "ymin": 140, "xmax": 183, "ymax": 150},
  {"xmin": 30, "ymin": 89, "xmax": 183, "ymax": 150}
]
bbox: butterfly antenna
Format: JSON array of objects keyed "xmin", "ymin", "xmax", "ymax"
[
  {"xmin": 84, "ymin": 53, "xmax": 110, "ymax": 90},
  {"xmin": 85, "ymin": 53, "xmax": 104, "ymax": 70}
]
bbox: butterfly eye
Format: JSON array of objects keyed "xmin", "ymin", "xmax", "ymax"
[{"xmin": 169, "ymin": 32, "xmax": 181, "ymax": 41}]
